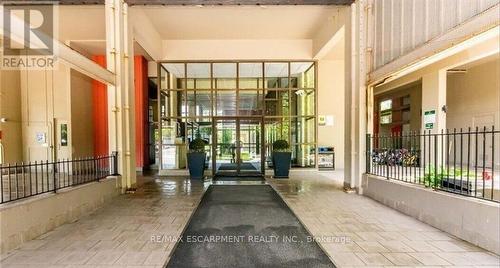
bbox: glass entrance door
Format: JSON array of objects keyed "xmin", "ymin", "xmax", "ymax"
[{"xmin": 213, "ymin": 117, "xmax": 264, "ymax": 177}]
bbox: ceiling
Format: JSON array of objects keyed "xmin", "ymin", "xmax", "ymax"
[
  {"xmin": 140, "ymin": 6, "xmax": 339, "ymax": 39},
  {"xmin": 56, "ymin": 0, "xmax": 354, "ymax": 5},
  {"xmin": 449, "ymin": 53, "xmax": 499, "ymax": 71}
]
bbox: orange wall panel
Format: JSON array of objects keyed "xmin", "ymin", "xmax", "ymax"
[
  {"xmin": 134, "ymin": 56, "xmax": 149, "ymax": 168},
  {"xmin": 91, "ymin": 55, "xmax": 109, "ymax": 157}
]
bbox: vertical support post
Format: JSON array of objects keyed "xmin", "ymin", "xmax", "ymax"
[
  {"xmin": 112, "ymin": 151, "xmax": 119, "ymax": 176},
  {"xmin": 366, "ymin": 134, "xmax": 371, "ymax": 173},
  {"xmin": 105, "ymin": 0, "xmax": 136, "ymax": 190},
  {"xmin": 434, "ymin": 134, "xmax": 438, "ymax": 190},
  {"xmin": 53, "ymin": 161, "xmax": 57, "ymax": 193}
]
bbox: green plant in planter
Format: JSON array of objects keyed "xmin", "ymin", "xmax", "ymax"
[
  {"xmin": 189, "ymin": 138, "xmax": 207, "ymax": 153},
  {"xmin": 422, "ymin": 165, "xmax": 474, "ymax": 188},
  {"xmin": 187, "ymin": 137, "xmax": 207, "ymax": 179},
  {"xmin": 273, "ymin": 139, "xmax": 290, "ymax": 152},
  {"xmin": 272, "ymin": 139, "xmax": 291, "ymax": 178}
]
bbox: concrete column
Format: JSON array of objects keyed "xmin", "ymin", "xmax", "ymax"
[
  {"xmin": 344, "ymin": 0, "xmax": 368, "ymax": 192},
  {"xmin": 105, "ymin": 0, "xmax": 136, "ymax": 190},
  {"xmin": 421, "ymin": 70, "xmax": 447, "ymax": 173},
  {"xmin": 343, "ymin": 3, "xmax": 353, "ymax": 190},
  {"xmin": 421, "ymin": 70, "xmax": 447, "ymax": 133}
]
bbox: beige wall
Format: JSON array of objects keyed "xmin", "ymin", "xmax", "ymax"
[
  {"xmin": 1, "ymin": 64, "xmax": 96, "ymax": 164},
  {"xmin": 0, "ymin": 177, "xmax": 120, "ymax": 254},
  {"xmin": 363, "ymin": 174, "xmax": 500, "ymax": 255},
  {"xmin": 0, "ymin": 70, "xmax": 23, "ymax": 163},
  {"xmin": 318, "ymin": 60, "xmax": 345, "ymax": 169},
  {"xmin": 19, "ymin": 65, "xmax": 71, "ymax": 162},
  {"xmin": 447, "ymin": 58, "xmax": 500, "ymax": 130},
  {"xmin": 163, "ymin": 40, "xmax": 313, "ymax": 60},
  {"xmin": 70, "ymin": 70, "xmax": 95, "ymax": 158}
]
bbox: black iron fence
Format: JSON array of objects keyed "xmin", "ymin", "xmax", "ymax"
[
  {"xmin": 366, "ymin": 127, "xmax": 499, "ymax": 202},
  {"xmin": 0, "ymin": 152, "xmax": 118, "ymax": 204}
]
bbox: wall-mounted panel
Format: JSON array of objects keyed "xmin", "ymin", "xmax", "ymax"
[{"xmin": 372, "ymin": 0, "xmax": 499, "ymax": 70}]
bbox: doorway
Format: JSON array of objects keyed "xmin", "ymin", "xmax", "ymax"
[{"xmin": 212, "ymin": 117, "xmax": 264, "ymax": 177}]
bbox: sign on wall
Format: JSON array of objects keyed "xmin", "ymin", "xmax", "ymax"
[
  {"xmin": 424, "ymin": 110, "xmax": 436, "ymax": 129},
  {"xmin": 318, "ymin": 115, "xmax": 334, "ymax": 126},
  {"xmin": 35, "ymin": 132, "xmax": 46, "ymax": 144}
]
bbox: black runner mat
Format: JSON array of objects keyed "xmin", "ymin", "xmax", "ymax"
[{"xmin": 165, "ymin": 185, "xmax": 336, "ymax": 268}]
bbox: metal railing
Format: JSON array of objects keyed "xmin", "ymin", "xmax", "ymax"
[
  {"xmin": 0, "ymin": 152, "xmax": 118, "ymax": 204},
  {"xmin": 366, "ymin": 127, "xmax": 499, "ymax": 202}
]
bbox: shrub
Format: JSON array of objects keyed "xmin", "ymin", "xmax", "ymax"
[
  {"xmin": 189, "ymin": 138, "xmax": 207, "ymax": 153},
  {"xmin": 272, "ymin": 139, "xmax": 290, "ymax": 152}
]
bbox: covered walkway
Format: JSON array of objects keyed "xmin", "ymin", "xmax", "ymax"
[{"xmin": 1, "ymin": 173, "xmax": 498, "ymax": 267}]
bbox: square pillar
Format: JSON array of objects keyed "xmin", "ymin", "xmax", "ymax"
[
  {"xmin": 421, "ymin": 70, "xmax": 447, "ymax": 177},
  {"xmin": 422, "ymin": 70, "xmax": 447, "ymax": 133}
]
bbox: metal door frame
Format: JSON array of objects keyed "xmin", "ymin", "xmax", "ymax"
[{"xmin": 212, "ymin": 116, "xmax": 265, "ymax": 177}]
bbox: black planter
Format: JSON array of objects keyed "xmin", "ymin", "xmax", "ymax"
[
  {"xmin": 187, "ymin": 152, "xmax": 206, "ymax": 180},
  {"xmin": 272, "ymin": 152, "xmax": 292, "ymax": 178}
]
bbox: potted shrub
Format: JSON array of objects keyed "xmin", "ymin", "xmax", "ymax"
[
  {"xmin": 272, "ymin": 139, "xmax": 292, "ymax": 178},
  {"xmin": 187, "ymin": 137, "xmax": 207, "ymax": 180}
]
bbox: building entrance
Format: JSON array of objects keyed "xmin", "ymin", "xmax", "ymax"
[{"xmin": 213, "ymin": 117, "xmax": 264, "ymax": 177}]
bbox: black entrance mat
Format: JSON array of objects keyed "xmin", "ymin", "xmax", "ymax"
[
  {"xmin": 165, "ymin": 185, "xmax": 335, "ymax": 268},
  {"xmin": 218, "ymin": 163, "xmax": 258, "ymax": 171}
]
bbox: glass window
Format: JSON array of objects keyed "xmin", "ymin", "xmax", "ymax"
[
  {"xmin": 380, "ymin": 110, "xmax": 392, "ymax": 124},
  {"xmin": 187, "ymin": 63, "xmax": 211, "ymax": 90},
  {"xmin": 213, "ymin": 63, "xmax": 236, "ymax": 89},
  {"xmin": 185, "ymin": 91, "xmax": 196, "ymax": 117},
  {"xmin": 162, "ymin": 63, "xmax": 185, "ymax": 89},
  {"xmin": 290, "ymin": 89, "xmax": 315, "ymax": 117},
  {"xmin": 291, "ymin": 144, "xmax": 316, "ymax": 167},
  {"xmin": 265, "ymin": 62, "xmax": 288, "ymax": 89},
  {"xmin": 195, "ymin": 90, "xmax": 213, "ymax": 117},
  {"xmin": 216, "ymin": 90, "xmax": 237, "ymax": 116},
  {"xmin": 291, "ymin": 117, "xmax": 315, "ymax": 144},
  {"xmin": 158, "ymin": 61, "xmax": 316, "ymax": 171},
  {"xmin": 238, "ymin": 90, "xmax": 263, "ymax": 116},
  {"xmin": 163, "ymin": 90, "xmax": 183, "ymax": 118},
  {"xmin": 264, "ymin": 90, "xmax": 289, "ymax": 116},
  {"xmin": 239, "ymin": 62, "xmax": 263, "ymax": 89},
  {"xmin": 380, "ymin": 99, "xmax": 392, "ymax": 111},
  {"xmin": 290, "ymin": 62, "xmax": 315, "ymax": 88}
]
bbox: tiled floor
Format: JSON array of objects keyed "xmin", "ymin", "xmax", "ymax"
[
  {"xmin": 0, "ymin": 175, "xmax": 208, "ymax": 268},
  {"xmin": 268, "ymin": 171, "xmax": 500, "ymax": 268},
  {"xmin": 1, "ymin": 171, "xmax": 499, "ymax": 267}
]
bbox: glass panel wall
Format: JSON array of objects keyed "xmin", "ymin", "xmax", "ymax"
[{"xmin": 158, "ymin": 61, "xmax": 317, "ymax": 170}]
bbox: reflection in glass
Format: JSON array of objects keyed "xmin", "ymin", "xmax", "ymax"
[
  {"xmin": 215, "ymin": 120, "xmax": 237, "ymax": 172},
  {"xmin": 239, "ymin": 62, "xmax": 263, "ymax": 89},
  {"xmin": 291, "ymin": 117, "xmax": 315, "ymax": 144},
  {"xmin": 239, "ymin": 119, "xmax": 262, "ymax": 173},
  {"xmin": 162, "ymin": 63, "xmax": 185, "ymax": 89},
  {"xmin": 238, "ymin": 90, "xmax": 263, "ymax": 116},
  {"xmin": 213, "ymin": 63, "xmax": 237, "ymax": 89},
  {"xmin": 187, "ymin": 63, "xmax": 211, "ymax": 89},
  {"xmin": 265, "ymin": 62, "xmax": 289, "ymax": 88},
  {"xmin": 291, "ymin": 144, "xmax": 316, "ymax": 167},
  {"xmin": 196, "ymin": 90, "xmax": 212, "ymax": 117},
  {"xmin": 290, "ymin": 89, "xmax": 315, "ymax": 116},
  {"xmin": 158, "ymin": 61, "xmax": 316, "ymax": 171},
  {"xmin": 264, "ymin": 90, "xmax": 289, "ymax": 116},
  {"xmin": 161, "ymin": 120, "xmax": 186, "ymax": 170},
  {"xmin": 216, "ymin": 90, "xmax": 237, "ymax": 116},
  {"xmin": 290, "ymin": 62, "xmax": 315, "ymax": 88}
]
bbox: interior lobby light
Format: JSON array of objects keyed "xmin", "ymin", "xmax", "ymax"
[{"xmin": 295, "ymin": 89, "xmax": 305, "ymax": 96}]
